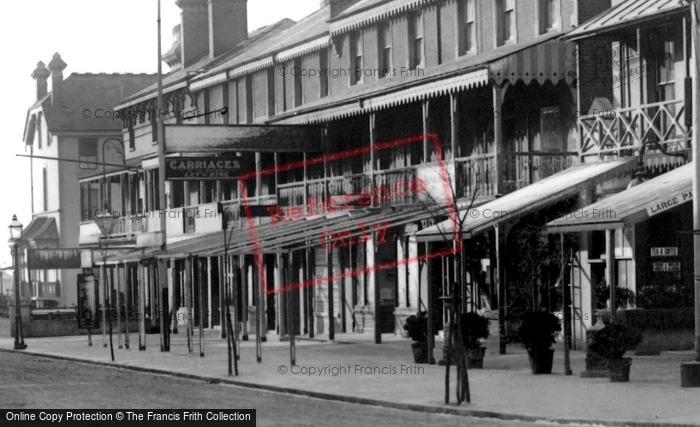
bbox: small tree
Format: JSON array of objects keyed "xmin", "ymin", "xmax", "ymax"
[{"xmin": 416, "ymin": 158, "xmax": 484, "ymax": 405}]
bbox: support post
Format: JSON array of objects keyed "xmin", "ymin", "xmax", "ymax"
[
  {"xmin": 101, "ymin": 264, "xmax": 107, "ymax": 348},
  {"xmin": 197, "ymin": 256, "xmax": 204, "ymax": 357},
  {"xmin": 605, "ymin": 229, "xmax": 616, "ymax": 323},
  {"xmin": 288, "ymin": 252, "xmax": 296, "ymax": 365},
  {"xmin": 562, "ymin": 233, "xmax": 572, "ymax": 375},
  {"xmin": 328, "ymin": 244, "xmax": 335, "ymax": 341},
  {"xmin": 122, "ymin": 264, "xmax": 129, "ymax": 349},
  {"xmin": 138, "ymin": 251, "xmax": 146, "ymax": 351},
  {"xmin": 496, "ymin": 225, "xmax": 506, "ymax": 355}
]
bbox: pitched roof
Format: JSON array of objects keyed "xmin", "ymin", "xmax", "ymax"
[
  {"xmin": 565, "ymin": 0, "xmax": 686, "ymax": 41},
  {"xmin": 29, "ymin": 73, "xmax": 158, "ymax": 135},
  {"xmin": 118, "ymin": 18, "xmax": 297, "ymax": 107}
]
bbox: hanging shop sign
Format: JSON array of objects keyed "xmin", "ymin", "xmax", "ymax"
[
  {"xmin": 651, "ymin": 247, "xmax": 678, "ymax": 256},
  {"xmin": 653, "ymin": 262, "xmax": 681, "ymax": 272},
  {"xmin": 27, "ymin": 249, "xmax": 82, "ymax": 269},
  {"xmin": 164, "ymin": 124, "xmax": 323, "ymax": 153},
  {"xmin": 165, "ymin": 155, "xmax": 255, "ymax": 180},
  {"xmin": 77, "ymin": 274, "xmax": 100, "ymax": 329},
  {"xmin": 646, "ymin": 191, "xmax": 692, "ymax": 217}
]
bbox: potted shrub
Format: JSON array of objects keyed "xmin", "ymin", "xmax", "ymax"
[
  {"xmin": 460, "ymin": 312, "xmax": 490, "ymax": 368},
  {"xmin": 404, "ymin": 311, "xmax": 433, "ymax": 364},
  {"xmin": 518, "ymin": 311, "xmax": 562, "ymax": 374},
  {"xmin": 589, "ymin": 322, "xmax": 643, "ymax": 382}
]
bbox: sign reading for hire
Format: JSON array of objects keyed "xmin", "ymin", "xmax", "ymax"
[{"xmin": 165, "ymin": 155, "xmax": 254, "ymax": 180}]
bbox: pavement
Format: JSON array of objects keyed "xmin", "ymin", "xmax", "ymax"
[{"xmin": 1, "ymin": 325, "xmax": 699, "ymax": 427}]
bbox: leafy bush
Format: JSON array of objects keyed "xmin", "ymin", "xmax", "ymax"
[
  {"xmin": 460, "ymin": 312, "xmax": 490, "ymax": 349},
  {"xmin": 589, "ymin": 322, "xmax": 643, "ymax": 360},
  {"xmin": 518, "ymin": 311, "xmax": 562, "ymax": 351},
  {"xmin": 404, "ymin": 311, "xmax": 429, "ymax": 343},
  {"xmin": 636, "ymin": 285, "xmax": 694, "ymax": 309}
]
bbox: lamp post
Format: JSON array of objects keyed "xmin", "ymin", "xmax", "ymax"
[{"xmin": 9, "ymin": 215, "xmax": 26, "ymax": 350}]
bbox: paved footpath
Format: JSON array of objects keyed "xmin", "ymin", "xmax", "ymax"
[{"xmin": 1, "ymin": 329, "xmax": 699, "ymax": 427}]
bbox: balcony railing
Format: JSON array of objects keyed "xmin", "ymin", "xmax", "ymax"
[
  {"xmin": 580, "ymin": 99, "xmax": 691, "ymax": 158},
  {"xmin": 502, "ymin": 152, "xmax": 578, "ymax": 193},
  {"xmin": 454, "ymin": 154, "xmax": 496, "ymax": 199}
]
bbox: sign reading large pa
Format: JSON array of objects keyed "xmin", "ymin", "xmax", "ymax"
[{"xmin": 165, "ymin": 155, "xmax": 254, "ymax": 180}]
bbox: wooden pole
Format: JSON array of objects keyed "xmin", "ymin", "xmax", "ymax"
[
  {"xmin": 562, "ymin": 234, "xmax": 572, "ymax": 375},
  {"xmin": 123, "ymin": 264, "xmax": 129, "ymax": 349},
  {"xmin": 101, "ymin": 264, "xmax": 107, "ymax": 348},
  {"xmin": 328, "ymin": 243, "xmax": 335, "ymax": 341},
  {"xmin": 185, "ymin": 255, "xmax": 193, "ymax": 353},
  {"xmin": 116, "ymin": 266, "xmax": 122, "ymax": 349},
  {"xmin": 288, "ymin": 252, "xmax": 296, "ymax": 365},
  {"xmin": 197, "ymin": 256, "xmax": 204, "ymax": 357},
  {"xmin": 139, "ymin": 250, "xmax": 146, "ymax": 351},
  {"xmin": 255, "ymin": 258, "xmax": 262, "ymax": 363}
]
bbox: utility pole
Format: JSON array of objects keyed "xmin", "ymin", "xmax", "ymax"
[
  {"xmin": 681, "ymin": 0, "xmax": 700, "ymax": 387},
  {"xmin": 156, "ymin": 0, "xmax": 170, "ymax": 352}
]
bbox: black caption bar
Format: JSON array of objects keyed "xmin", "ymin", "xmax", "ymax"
[{"xmin": 3, "ymin": 410, "xmax": 256, "ymax": 426}]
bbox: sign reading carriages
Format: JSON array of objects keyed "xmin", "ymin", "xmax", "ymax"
[{"xmin": 165, "ymin": 155, "xmax": 255, "ymax": 180}]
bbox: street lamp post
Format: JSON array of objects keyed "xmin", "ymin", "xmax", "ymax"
[{"xmin": 9, "ymin": 215, "xmax": 27, "ymax": 350}]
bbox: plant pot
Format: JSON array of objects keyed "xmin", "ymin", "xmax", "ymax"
[
  {"xmin": 608, "ymin": 357, "xmax": 632, "ymax": 382},
  {"xmin": 527, "ymin": 349, "xmax": 555, "ymax": 374},
  {"xmin": 411, "ymin": 341, "xmax": 429, "ymax": 364},
  {"xmin": 466, "ymin": 346, "xmax": 486, "ymax": 369}
]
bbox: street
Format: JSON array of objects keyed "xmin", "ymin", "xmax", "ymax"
[{"xmin": 0, "ymin": 352, "xmax": 586, "ymax": 427}]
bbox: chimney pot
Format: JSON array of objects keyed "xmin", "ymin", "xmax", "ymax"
[
  {"xmin": 48, "ymin": 53, "xmax": 67, "ymax": 108},
  {"xmin": 31, "ymin": 61, "xmax": 51, "ymax": 101}
]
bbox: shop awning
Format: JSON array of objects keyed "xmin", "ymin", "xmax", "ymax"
[
  {"xmin": 415, "ymin": 158, "xmax": 637, "ymax": 242},
  {"xmin": 156, "ymin": 205, "xmax": 439, "ymax": 259},
  {"xmin": 564, "ymin": 0, "xmax": 686, "ymax": 41},
  {"xmin": 545, "ymin": 162, "xmax": 693, "ymax": 234},
  {"xmin": 21, "ymin": 216, "xmax": 59, "ymax": 243}
]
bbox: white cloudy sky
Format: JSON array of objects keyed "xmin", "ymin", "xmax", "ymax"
[{"xmin": 0, "ymin": 0, "xmax": 319, "ymax": 268}]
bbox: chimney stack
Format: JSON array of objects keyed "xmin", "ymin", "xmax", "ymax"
[
  {"xmin": 321, "ymin": 0, "xmax": 359, "ymax": 18},
  {"xmin": 209, "ymin": 0, "xmax": 248, "ymax": 58},
  {"xmin": 31, "ymin": 61, "xmax": 51, "ymax": 101},
  {"xmin": 176, "ymin": 0, "xmax": 209, "ymax": 67},
  {"xmin": 48, "ymin": 53, "xmax": 67, "ymax": 108}
]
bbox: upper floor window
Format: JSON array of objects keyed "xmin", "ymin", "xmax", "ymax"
[
  {"xmin": 496, "ymin": 0, "xmax": 516, "ymax": 46},
  {"xmin": 539, "ymin": 0, "xmax": 560, "ymax": 34},
  {"xmin": 42, "ymin": 168, "xmax": 48, "ymax": 211},
  {"xmin": 350, "ymin": 31, "xmax": 363, "ymax": 85},
  {"xmin": 459, "ymin": 0, "xmax": 477, "ymax": 55},
  {"xmin": 378, "ymin": 23, "xmax": 392, "ymax": 78},
  {"xmin": 293, "ymin": 58, "xmax": 303, "ymax": 107},
  {"xmin": 409, "ymin": 12, "xmax": 424, "ymax": 69},
  {"xmin": 128, "ymin": 118, "xmax": 136, "ymax": 151},
  {"xmin": 37, "ymin": 112, "xmax": 43, "ymax": 149},
  {"xmin": 320, "ymin": 49, "xmax": 329, "ymax": 97},
  {"xmin": 79, "ymin": 138, "xmax": 98, "ymax": 170},
  {"xmin": 151, "ymin": 109, "xmax": 158, "ymax": 143}
]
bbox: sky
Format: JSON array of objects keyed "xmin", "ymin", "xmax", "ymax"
[{"xmin": 0, "ymin": 0, "xmax": 320, "ymax": 269}]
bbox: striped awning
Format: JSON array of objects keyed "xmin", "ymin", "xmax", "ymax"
[
  {"xmin": 283, "ymin": 68, "xmax": 489, "ymax": 125},
  {"xmin": 489, "ymin": 37, "xmax": 576, "ymax": 85},
  {"xmin": 154, "ymin": 205, "xmax": 436, "ymax": 259},
  {"xmin": 415, "ymin": 158, "xmax": 637, "ymax": 242},
  {"xmin": 565, "ymin": 0, "xmax": 686, "ymax": 41},
  {"xmin": 546, "ymin": 162, "xmax": 693, "ymax": 233},
  {"xmin": 330, "ymin": 0, "xmax": 438, "ymax": 35}
]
